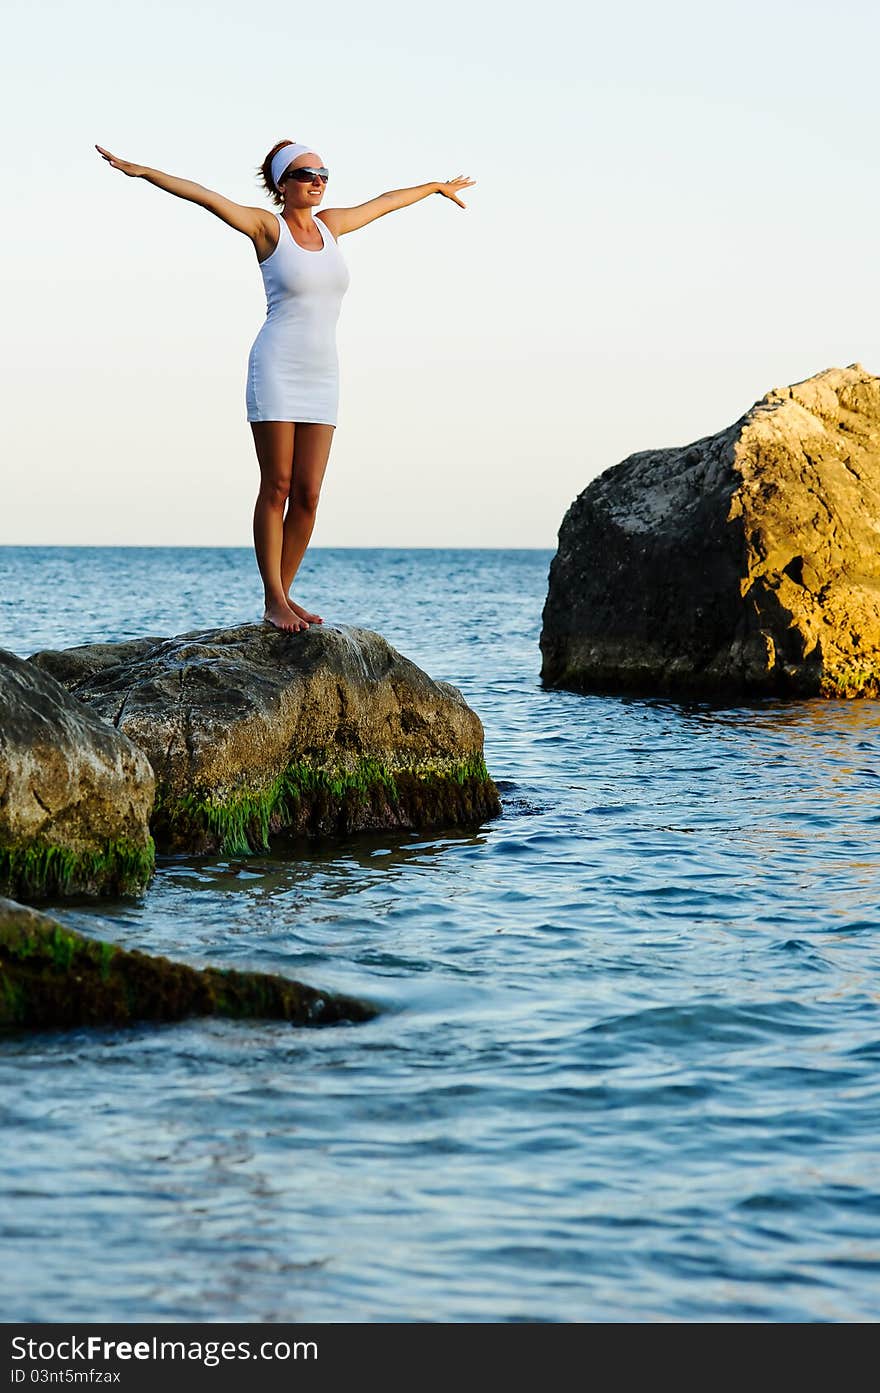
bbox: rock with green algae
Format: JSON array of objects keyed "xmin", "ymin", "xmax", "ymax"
[
  {"xmin": 541, "ymin": 364, "xmax": 880, "ymax": 698},
  {"xmin": 0, "ymin": 897, "xmax": 376, "ymax": 1031},
  {"xmin": 28, "ymin": 623, "xmax": 501, "ymax": 855},
  {"xmin": 0, "ymin": 649, "xmax": 156, "ymax": 902}
]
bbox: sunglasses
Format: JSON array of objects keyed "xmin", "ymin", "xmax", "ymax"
[{"xmin": 285, "ymin": 167, "xmax": 329, "ymax": 184}]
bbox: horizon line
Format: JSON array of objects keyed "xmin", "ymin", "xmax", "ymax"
[{"xmin": 0, "ymin": 542, "xmax": 556, "ymax": 552}]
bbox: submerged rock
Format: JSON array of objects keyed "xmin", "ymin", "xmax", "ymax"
[
  {"xmin": 541, "ymin": 364, "xmax": 880, "ymax": 698},
  {"xmin": 0, "ymin": 896, "xmax": 375, "ymax": 1031},
  {"xmin": 0, "ymin": 650, "xmax": 155, "ymax": 901},
  {"xmin": 29, "ymin": 623, "xmax": 501, "ymax": 854}
]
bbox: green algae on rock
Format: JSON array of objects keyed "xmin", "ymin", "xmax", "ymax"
[
  {"xmin": 0, "ymin": 649, "xmax": 156, "ymax": 901},
  {"xmin": 153, "ymin": 751, "xmax": 496, "ymax": 855},
  {"xmin": 0, "ymin": 897, "xmax": 376, "ymax": 1031},
  {"xmin": 28, "ymin": 623, "xmax": 502, "ymax": 854},
  {"xmin": 541, "ymin": 364, "xmax": 880, "ymax": 699},
  {"xmin": 0, "ymin": 838, "xmax": 156, "ymax": 904}
]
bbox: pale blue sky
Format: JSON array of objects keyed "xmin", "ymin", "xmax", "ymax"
[{"xmin": 2, "ymin": 0, "xmax": 878, "ymax": 545}]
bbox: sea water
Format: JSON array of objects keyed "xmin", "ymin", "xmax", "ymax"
[{"xmin": 1, "ymin": 546, "xmax": 878, "ymax": 1322}]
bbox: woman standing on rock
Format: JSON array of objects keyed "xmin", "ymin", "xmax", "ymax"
[{"xmin": 96, "ymin": 140, "xmax": 475, "ymax": 632}]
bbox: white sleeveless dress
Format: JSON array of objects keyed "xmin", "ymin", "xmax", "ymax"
[{"xmin": 246, "ymin": 211, "xmax": 351, "ymax": 426}]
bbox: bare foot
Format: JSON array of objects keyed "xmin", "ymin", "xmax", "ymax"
[
  {"xmin": 287, "ymin": 598, "xmax": 323, "ymax": 624},
  {"xmin": 263, "ymin": 598, "xmax": 308, "ymax": 633}
]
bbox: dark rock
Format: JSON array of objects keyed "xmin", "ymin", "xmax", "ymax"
[
  {"xmin": 28, "ymin": 636, "xmax": 165, "ymax": 687},
  {"xmin": 0, "ymin": 896, "xmax": 375, "ymax": 1031},
  {"xmin": 29, "ymin": 623, "xmax": 501, "ymax": 853},
  {"xmin": 0, "ymin": 650, "xmax": 155, "ymax": 901},
  {"xmin": 541, "ymin": 364, "xmax": 880, "ymax": 697}
]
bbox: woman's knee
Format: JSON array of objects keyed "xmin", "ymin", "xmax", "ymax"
[
  {"xmin": 257, "ymin": 476, "xmax": 291, "ymax": 510},
  {"xmin": 289, "ymin": 483, "xmax": 321, "ymax": 516}
]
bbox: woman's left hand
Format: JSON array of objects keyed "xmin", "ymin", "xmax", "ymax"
[{"xmin": 435, "ymin": 176, "xmax": 476, "ymax": 208}]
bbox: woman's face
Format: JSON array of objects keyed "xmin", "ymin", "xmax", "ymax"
[{"xmin": 283, "ymin": 153, "xmax": 326, "ymax": 206}]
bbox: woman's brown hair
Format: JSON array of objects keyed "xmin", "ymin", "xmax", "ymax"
[{"xmin": 255, "ymin": 140, "xmax": 293, "ymax": 208}]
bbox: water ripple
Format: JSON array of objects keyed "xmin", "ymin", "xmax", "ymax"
[{"xmin": 1, "ymin": 546, "xmax": 879, "ymax": 1321}]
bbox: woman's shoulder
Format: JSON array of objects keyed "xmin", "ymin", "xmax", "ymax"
[
  {"xmin": 252, "ymin": 209, "xmax": 282, "ymax": 264},
  {"xmin": 315, "ymin": 211, "xmax": 342, "ymax": 240}
]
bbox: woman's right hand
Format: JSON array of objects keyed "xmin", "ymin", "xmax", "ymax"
[{"xmin": 95, "ymin": 145, "xmax": 145, "ymax": 178}]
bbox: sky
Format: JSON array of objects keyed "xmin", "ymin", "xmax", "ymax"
[{"xmin": 2, "ymin": 0, "xmax": 879, "ymax": 547}]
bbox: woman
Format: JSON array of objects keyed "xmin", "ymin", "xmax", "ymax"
[{"xmin": 95, "ymin": 140, "xmax": 475, "ymax": 632}]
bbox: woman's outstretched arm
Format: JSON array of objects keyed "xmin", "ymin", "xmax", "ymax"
[
  {"xmin": 95, "ymin": 145, "xmax": 269, "ymax": 239},
  {"xmin": 324, "ymin": 175, "xmax": 476, "ymax": 237}
]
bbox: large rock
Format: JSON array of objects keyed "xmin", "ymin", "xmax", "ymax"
[
  {"xmin": 0, "ymin": 650, "xmax": 155, "ymax": 900},
  {"xmin": 29, "ymin": 623, "xmax": 501, "ymax": 854},
  {"xmin": 541, "ymin": 364, "xmax": 880, "ymax": 697},
  {"xmin": 0, "ymin": 897, "xmax": 375, "ymax": 1030}
]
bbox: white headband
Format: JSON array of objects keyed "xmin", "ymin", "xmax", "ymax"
[{"xmin": 270, "ymin": 143, "xmax": 316, "ymax": 192}]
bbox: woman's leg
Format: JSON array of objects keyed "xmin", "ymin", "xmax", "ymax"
[
  {"xmin": 250, "ymin": 421, "xmax": 306, "ymax": 632},
  {"xmin": 281, "ymin": 423, "xmax": 335, "ymax": 624}
]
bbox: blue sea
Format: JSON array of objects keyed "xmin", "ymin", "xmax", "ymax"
[{"xmin": 1, "ymin": 545, "xmax": 879, "ymax": 1322}]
